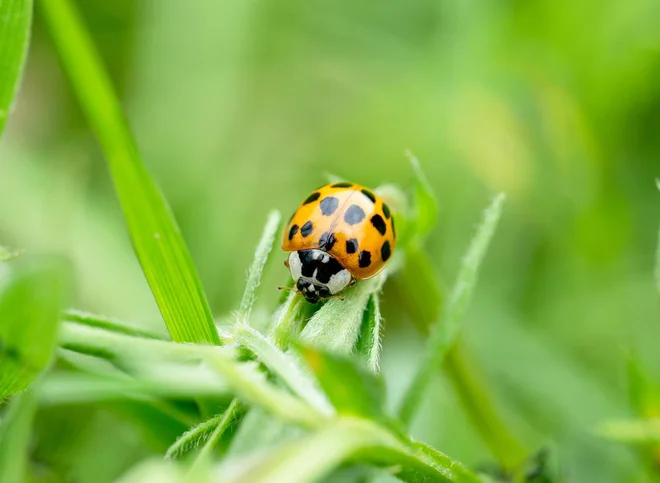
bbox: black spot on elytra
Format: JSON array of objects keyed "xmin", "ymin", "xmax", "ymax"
[
  {"xmin": 344, "ymin": 205, "xmax": 365, "ymax": 225},
  {"xmin": 301, "ymin": 221, "xmax": 313, "ymax": 237},
  {"xmin": 381, "ymin": 241, "xmax": 391, "ymax": 262},
  {"xmin": 382, "ymin": 203, "xmax": 391, "ymax": 219},
  {"xmin": 345, "ymin": 238, "xmax": 358, "ymax": 254},
  {"xmin": 319, "ymin": 196, "xmax": 339, "ymax": 216},
  {"xmin": 288, "ymin": 224, "xmax": 299, "ymax": 240},
  {"xmin": 370, "ymin": 214, "xmax": 386, "ymax": 235},
  {"xmin": 392, "ymin": 217, "xmax": 396, "ymax": 239},
  {"xmin": 319, "ymin": 232, "xmax": 336, "ymax": 251},
  {"xmin": 358, "ymin": 250, "xmax": 372, "ymax": 268},
  {"xmin": 361, "ymin": 189, "xmax": 376, "ymax": 203},
  {"xmin": 331, "ymin": 182, "xmax": 353, "ymax": 188},
  {"xmin": 303, "ymin": 192, "xmax": 321, "ymax": 205}
]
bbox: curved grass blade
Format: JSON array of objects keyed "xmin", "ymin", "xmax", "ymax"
[
  {"xmin": 39, "ymin": 0, "xmax": 219, "ymax": 345},
  {"xmin": 0, "ymin": 0, "xmax": 32, "ymax": 135},
  {"xmin": 398, "ymin": 194, "xmax": 505, "ymax": 425}
]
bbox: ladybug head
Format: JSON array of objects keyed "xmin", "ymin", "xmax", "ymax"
[{"xmin": 296, "ymin": 278, "xmax": 331, "ymax": 304}]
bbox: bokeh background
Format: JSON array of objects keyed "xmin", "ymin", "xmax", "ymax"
[{"xmin": 2, "ymin": 0, "xmax": 659, "ymax": 481}]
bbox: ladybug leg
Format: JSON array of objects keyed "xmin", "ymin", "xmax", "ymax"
[
  {"xmin": 284, "ymin": 258, "xmax": 290, "ymax": 268},
  {"xmin": 348, "ymin": 278, "xmax": 357, "ymax": 287}
]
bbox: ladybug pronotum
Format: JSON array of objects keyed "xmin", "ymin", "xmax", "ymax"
[{"xmin": 282, "ymin": 181, "xmax": 396, "ymax": 303}]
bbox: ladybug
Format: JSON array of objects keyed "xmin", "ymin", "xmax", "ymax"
[{"xmin": 282, "ymin": 181, "xmax": 396, "ymax": 303}]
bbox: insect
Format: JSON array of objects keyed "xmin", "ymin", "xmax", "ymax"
[{"xmin": 282, "ymin": 181, "xmax": 396, "ymax": 303}]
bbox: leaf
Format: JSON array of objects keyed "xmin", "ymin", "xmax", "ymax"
[
  {"xmin": 38, "ymin": 363, "xmax": 232, "ymax": 404},
  {"xmin": 406, "ymin": 150, "xmax": 439, "ymax": 241},
  {"xmin": 356, "ymin": 293, "xmax": 384, "ymax": 372},
  {"xmin": 0, "ymin": 392, "xmax": 37, "ymax": 483},
  {"xmin": 596, "ymin": 419, "xmax": 660, "ymax": 444},
  {"xmin": 0, "ymin": 0, "xmax": 32, "ymax": 135},
  {"xmin": 300, "ymin": 272, "xmax": 385, "ymax": 353},
  {"xmin": 235, "ymin": 325, "xmax": 332, "ymax": 415},
  {"xmin": 0, "ymin": 257, "xmax": 70, "ymax": 398},
  {"xmin": 299, "ymin": 344, "xmax": 386, "ymax": 421},
  {"xmin": 238, "ymin": 210, "xmax": 281, "ymax": 324},
  {"xmin": 217, "ymin": 417, "xmax": 482, "ymax": 483},
  {"xmin": 63, "ymin": 309, "xmax": 167, "ymax": 340},
  {"xmin": 398, "ymin": 194, "xmax": 506, "ymax": 425},
  {"xmin": 166, "ymin": 399, "xmax": 245, "ymax": 461},
  {"xmin": 40, "ymin": 0, "xmax": 219, "ymax": 345}
]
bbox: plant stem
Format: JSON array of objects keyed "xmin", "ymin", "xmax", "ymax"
[
  {"xmin": 445, "ymin": 341, "xmax": 526, "ymax": 469},
  {"xmin": 398, "ymin": 194, "xmax": 505, "ymax": 425}
]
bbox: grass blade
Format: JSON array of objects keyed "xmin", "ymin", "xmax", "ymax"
[
  {"xmin": 0, "ymin": 0, "xmax": 32, "ymax": 135},
  {"xmin": 238, "ymin": 210, "xmax": 281, "ymax": 324},
  {"xmin": 398, "ymin": 194, "xmax": 506, "ymax": 425},
  {"xmin": 39, "ymin": 0, "xmax": 220, "ymax": 345},
  {"xmin": 0, "ymin": 257, "xmax": 70, "ymax": 398},
  {"xmin": 0, "ymin": 392, "xmax": 37, "ymax": 483}
]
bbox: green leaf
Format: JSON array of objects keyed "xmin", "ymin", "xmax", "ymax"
[
  {"xmin": 238, "ymin": 210, "xmax": 281, "ymax": 325},
  {"xmin": 40, "ymin": 0, "xmax": 219, "ymax": 345},
  {"xmin": 596, "ymin": 419, "xmax": 660, "ymax": 444},
  {"xmin": 0, "ymin": 392, "xmax": 37, "ymax": 483},
  {"xmin": 300, "ymin": 271, "xmax": 385, "ymax": 353},
  {"xmin": 0, "ymin": 257, "xmax": 70, "ymax": 398},
  {"xmin": 398, "ymin": 194, "xmax": 506, "ymax": 425},
  {"xmin": 63, "ymin": 309, "xmax": 167, "ymax": 340},
  {"xmin": 236, "ymin": 325, "xmax": 332, "ymax": 414},
  {"xmin": 0, "ymin": 0, "xmax": 32, "ymax": 135},
  {"xmin": 217, "ymin": 417, "xmax": 481, "ymax": 483},
  {"xmin": 356, "ymin": 293, "xmax": 384, "ymax": 372},
  {"xmin": 406, "ymin": 150, "xmax": 439, "ymax": 241},
  {"xmin": 166, "ymin": 399, "xmax": 245, "ymax": 461},
  {"xmin": 299, "ymin": 344, "xmax": 385, "ymax": 421}
]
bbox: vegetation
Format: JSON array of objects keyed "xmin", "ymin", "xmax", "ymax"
[{"xmin": 1, "ymin": 0, "xmax": 659, "ymax": 481}]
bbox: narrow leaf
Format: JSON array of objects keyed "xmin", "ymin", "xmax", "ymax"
[
  {"xmin": 0, "ymin": 257, "xmax": 70, "ymax": 398},
  {"xmin": 0, "ymin": 0, "xmax": 32, "ymax": 135},
  {"xmin": 40, "ymin": 0, "xmax": 219, "ymax": 345},
  {"xmin": 406, "ymin": 150, "xmax": 438, "ymax": 240},
  {"xmin": 166, "ymin": 400, "xmax": 244, "ymax": 461},
  {"xmin": 398, "ymin": 194, "xmax": 506, "ymax": 425},
  {"xmin": 238, "ymin": 210, "xmax": 281, "ymax": 324},
  {"xmin": 236, "ymin": 325, "xmax": 332, "ymax": 414},
  {"xmin": 0, "ymin": 392, "xmax": 37, "ymax": 483},
  {"xmin": 190, "ymin": 399, "xmax": 244, "ymax": 469},
  {"xmin": 356, "ymin": 293, "xmax": 384, "ymax": 372},
  {"xmin": 63, "ymin": 309, "xmax": 167, "ymax": 340}
]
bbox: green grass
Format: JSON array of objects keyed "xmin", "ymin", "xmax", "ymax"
[{"xmin": 2, "ymin": 0, "xmax": 659, "ymax": 481}]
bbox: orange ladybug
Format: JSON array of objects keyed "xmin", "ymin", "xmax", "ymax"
[{"xmin": 282, "ymin": 181, "xmax": 396, "ymax": 303}]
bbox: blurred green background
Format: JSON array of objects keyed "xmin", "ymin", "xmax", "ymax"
[{"xmin": 2, "ymin": 0, "xmax": 660, "ymax": 481}]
